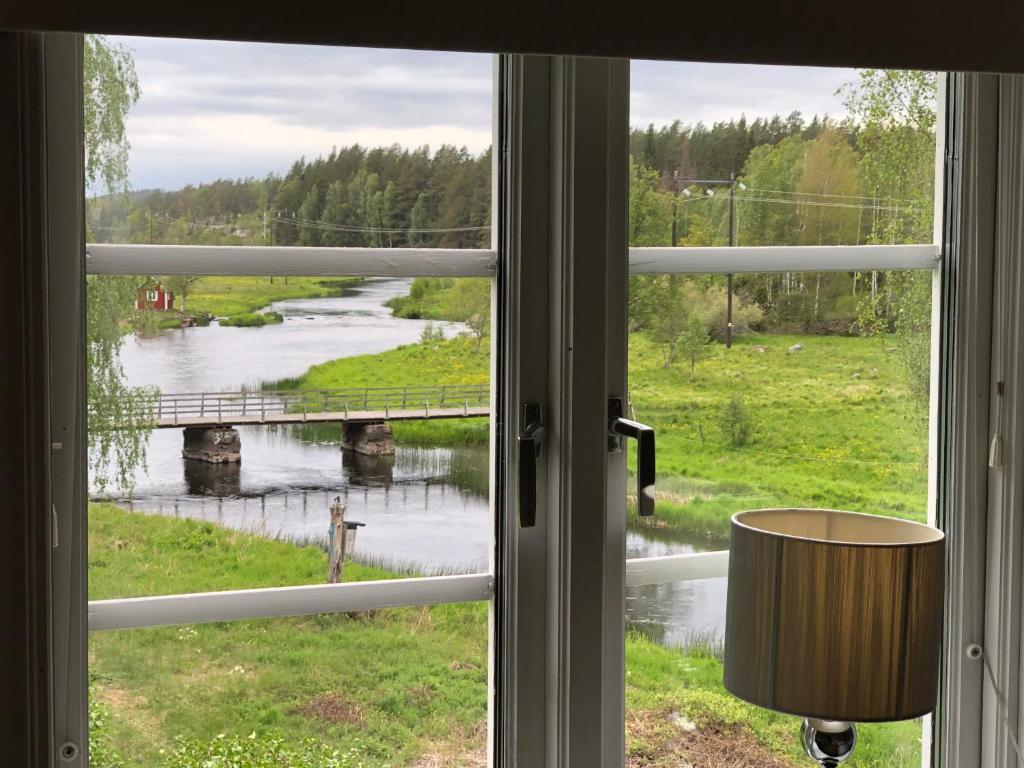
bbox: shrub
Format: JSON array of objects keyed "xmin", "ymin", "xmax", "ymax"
[
  {"xmin": 718, "ymin": 395, "xmax": 753, "ymax": 448},
  {"xmin": 219, "ymin": 311, "xmax": 283, "ymax": 327},
  {"xmin": 420, "ymin": 321, "xmax": 446, "ymax": 344}
]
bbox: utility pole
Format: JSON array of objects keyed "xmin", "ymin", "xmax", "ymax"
[
  {"xmin": 672, "ymin": 170, "xmax": 679, "ymax": 247},
  {"xmin": 727, "ymin": 172, "xmax": 735, "ymax": 349},
  {"xmin": 672, "ymin": 174, "xmax": 745, "ymax": 348}
]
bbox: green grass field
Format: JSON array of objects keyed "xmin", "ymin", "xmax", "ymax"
[
  {"xmin": 88, "ymin": 504, "xmax": 921, "ymax": 767},
  {"xmin": 272, "ymin": 329, "xmax": 928, "ymax": 544},
  {"xmin": 182, "ymin": 277, "xmax": 361, "ymax": 318},
  {"xmin": 627, "ymin": 331, "xmax": 928, "ymax": 544},
  {"xmin": 271, "ymin": 334, "xmax": 491, "ymax": 446}
]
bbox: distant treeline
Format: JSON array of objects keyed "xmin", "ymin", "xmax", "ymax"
[
  {"xmin": 88, "ymin": 144, "xmax": 492, "ymax": 249},
  {"xmin": 87, "ymin": 111, "xmax": 863, "ymax": 250}
]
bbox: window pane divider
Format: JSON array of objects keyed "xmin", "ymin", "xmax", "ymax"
[
  {"xmin": 630, "ymin": 243, "xmax": 939, "ymax": 273},
  {"xmin": 87, "ymin": 550, "xmax": 729, "ymax": 633},
  {"xmin": 625, "ymin": 550, "xmax": 728, "ymax": 587},
  {"xmin": 85, "ymin": 242, "xmax": 939, "ymax": 278},
  {"xmin": 88, "ymin": 572, "xmax": 495, "ymax": 632}
]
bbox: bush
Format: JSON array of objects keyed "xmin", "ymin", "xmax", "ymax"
[
  {"xmin": 219, "ymin": 311, "xmax": 283, "ymax": 327},
  {"xmin": 700, "ymin": 284, "xmax": 764, "ymax": 341},
  {"xmin": 420, "ymin": 321, "xmax": 446, "ymax": 344},
  {"xmin": 718, "ymin": 394, "xmax": 753, "ymax": 448},
  {"xmin": 772, "ymin": 291, "xmax": 815, "ymax": 330}
]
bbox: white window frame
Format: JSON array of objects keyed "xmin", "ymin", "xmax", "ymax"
[{"xmin": 47, "ymin": 31, "xmax": 1015, "ymax": 768}]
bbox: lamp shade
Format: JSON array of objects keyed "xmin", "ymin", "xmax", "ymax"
[{"xmin": 723, "ymin": 508, "xmax": 945, "ymax": 723}]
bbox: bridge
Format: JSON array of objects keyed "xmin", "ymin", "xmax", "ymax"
[{"xmin": 132, "ymin": 385, "xmax": 490, "ymax": 461}]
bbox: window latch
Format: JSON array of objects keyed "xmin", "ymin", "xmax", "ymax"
[
  {"xmin": 518, "ymin": 402, "xmax": 546, "ymax": 528},
  {"xmin": 608, "ymin": 397, "xmax": 656, "ymax": 517}
]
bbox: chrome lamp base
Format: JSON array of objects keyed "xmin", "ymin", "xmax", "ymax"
[{"xmin": 801, "ymin": 718, "xmax": 857, "ymax": 766}]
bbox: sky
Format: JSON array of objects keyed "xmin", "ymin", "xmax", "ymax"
[{"xmin": 111, "ymin": 36, "xmax": 860, "ymax": 191}]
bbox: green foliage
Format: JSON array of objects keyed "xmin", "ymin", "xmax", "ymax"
[
  {"xmin": 387, "ymin": 277, "xmax": 488, "ymax": 325},
  {"xmin": 87, "ymin": 146, "xmax": 491, "ymax": 250},
  {"xmin": 163, "ymin": 733, "xmax": 365, "ymax": 768},
  {"xmin": 84, "ymin": 37, "xmax": 150, "ymax": 492},
  {"xmin": 453, "ymin": 278, "xmax": 490, "ymax": 350},
  {"xmin": 631, "ymin": 275, "xmax": 762, "ymax": 360},
  {"xmin": 841, "ymin": 70, "xmax": 936, "ymax": 413},
  {"xmin": 419, "ymin": 322, "xmax": 446, "ymax": 344},
  {"xmin": 677, "ymin": 317, "xmax": 711, "ymax": 378},
  {"xmin": 628, "ymin": 158, "xmax": 672, "ymax": 246},
  {"xmin": 86, "ymin": 276, "xmax": 157, "ymax": 491},
  {"xmin": 162, "ymin": 274, "xmax": 202, "ymax": 313},
  {"xmin": 84, "ymin": 36, "xmax": 140, "ymax": 195},
  {"xmin": 797, "ymin": 128, "xmax": 861, "ymax": 245},
  {"xmin": 840, "ymin": 70, "xmax": 936, "ymax": 245},
  {"xmin": 718, "ymin": 394, "xmax": 753, "ymax": 447},
  {"xmin": 89, "ymin": 692, "xmax": 126, "ymax": 768},
  {"xmin": 219, "ymin": 311, "xmax": 284, "ymax": 328}
]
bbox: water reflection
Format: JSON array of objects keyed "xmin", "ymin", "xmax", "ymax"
[
  {"xmin": 184, "ymin": 458, "xmax": 241, "ymax": 496},
  {"xmin": 343, "ymin": 450, "xmax": 395, "ymax": 488}
]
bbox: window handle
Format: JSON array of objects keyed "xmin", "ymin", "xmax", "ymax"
[
  {"xmin": 518, "ymin": 403, "xmax": 546, "ymax": 528},
  {"xmin": 608, "ymin": 398, "xmax": 656, "ymax": 517}
]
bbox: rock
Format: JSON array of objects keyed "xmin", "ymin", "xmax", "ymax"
[
  {"xmin": 182, "ymin": 426, "xmax": 241, "ymax": 463},
  {"xmin": 852, "ymin": 373, "xmax": 861, "ymax": 379},
  {"xmin": 751, "ymin": 345, "xmax": 768, "ymax": 354},
  {"xmin": 341, "ymin": 422, "xmax": 396, "ymax": 456},
  {"xmin": 788, "ymin": 343, "xmax": 804, "ymax": 353}
]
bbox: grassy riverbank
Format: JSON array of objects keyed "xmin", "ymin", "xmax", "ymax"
[
  {"xmin": 386, "ymin": 277, "xmax": 486, "ymax": 321},
  {"xmin": 271, "ymin": 335, "xmax": 491, "ymax": 446},
  {"xmin": 89, "ymin": 504, "xmax": 920, "ymax": 767},
  {"xmin": 184, "ymin": 276, "xmax": 361, "ymax": 318}
]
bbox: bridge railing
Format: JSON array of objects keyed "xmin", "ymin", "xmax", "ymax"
[{"xmin": 149, "ymin": 384, "xmax": 489, "ymax": 423}]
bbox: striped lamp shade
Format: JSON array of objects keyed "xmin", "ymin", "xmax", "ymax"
[{"xmin": 723, "ymin": 508, "xmax": 945, "ymax": 723}]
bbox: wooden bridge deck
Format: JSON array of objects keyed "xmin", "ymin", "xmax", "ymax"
[
  {"xmin": 154, "ymin": 405, "xmax": 489, "ymax": 428},
  {"xmin": 107, "ymin": 385, "xmax": 491, "ymax": 430}
]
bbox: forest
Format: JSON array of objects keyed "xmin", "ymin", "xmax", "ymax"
[{"xmin": 87, "ymin": 70, "xmax": 937, "ymax": 409}]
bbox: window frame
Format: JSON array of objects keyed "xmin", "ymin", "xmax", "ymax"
[{"xmin": 42, "ymin": 33, "xmax": 1004, "ymax": 768}]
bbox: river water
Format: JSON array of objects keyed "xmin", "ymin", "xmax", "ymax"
[{"xmin": 98, "ymin": 278, "xmax": 726, "ymax": 646}]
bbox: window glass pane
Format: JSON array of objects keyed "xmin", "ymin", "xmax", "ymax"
[
  {"xmin": 85, "ymin": 36, "xmax": 495, "ymax": 765},
  {"xmin": 86, "ymin": 38, "xmax": 494, "ymax": 597},
  {"xmin": 626, "ymin": 59, "xmax": 938, "ymax": 767},
  {"xmin": 629, "ymin": 63, "xmax": 936, "ymax": 249}
]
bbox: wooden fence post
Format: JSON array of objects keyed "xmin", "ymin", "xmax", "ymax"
[{"xmin": 327, "ymin": 498, "xmax": 346, "ymax": 584}]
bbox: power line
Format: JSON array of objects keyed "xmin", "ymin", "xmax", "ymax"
[
  {"xmin": 741, "ymin": 186, "xmax": 924, "ymax": 205},
  {"xmin": 280, "ymin": 214, "xmax": 489, "ymax": 235}
]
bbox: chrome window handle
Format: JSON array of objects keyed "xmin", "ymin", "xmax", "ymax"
[
  {"xmin": 518, "ymin": 402, "xmax": 546, "ymax": 528},
  {"xmin": 608, "ymin": 398, "xmax": 656, "ymax": 517}
]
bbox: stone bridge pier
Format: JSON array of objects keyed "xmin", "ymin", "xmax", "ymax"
[
  {"xmin": 341, "ymin": 421, "xmax": 395, "ymax": 456},
  {"xmin": 182, "ymin": 426, "xmax": 241, "ymax": 463}
]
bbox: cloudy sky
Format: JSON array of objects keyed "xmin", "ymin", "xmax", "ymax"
[{"xmin": 112, "ymin": 36, "xmax": 860, "ymax": 191}]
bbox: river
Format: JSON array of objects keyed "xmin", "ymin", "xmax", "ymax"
[{"xmin": 98, "ymin": 277, "xmax": 726, "ymax": 647}]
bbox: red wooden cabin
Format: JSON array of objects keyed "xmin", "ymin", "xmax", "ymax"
[{"xmin": 135, "ymin": 280, "xmax": 175, "ymax": 311}]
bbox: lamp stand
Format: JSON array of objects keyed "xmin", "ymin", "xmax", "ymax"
[{"xmin": 801, "ymin": 718, "xmax": 857, "ymax": 766}]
